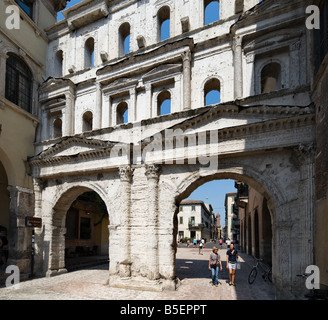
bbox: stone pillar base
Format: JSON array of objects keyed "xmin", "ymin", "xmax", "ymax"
[
  {"xmin": 109, "ymin": 275, "xmax": 179, "ymax": 292},
  {"xmin": 119, "ymin": 262, "xmax": 131, "ymax": 278},
  {"xmin": 46, "ymin": 268, "xmax": 67, "ymax": 277}
]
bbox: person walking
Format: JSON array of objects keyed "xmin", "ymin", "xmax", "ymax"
[
  {"xmin": 209, "ymin": 246, "xmax": 222, "ymax": 286},
  {"xmin": 219, "ymin": 239, "xmax": 223, "ymax": 249},
  {"xmin": 199, "ymin": 240, "xmax": 203, "ymax": 255},
  {"xmin": 226, "ymin": 243, "xmax": 238, "ymax": 286}
]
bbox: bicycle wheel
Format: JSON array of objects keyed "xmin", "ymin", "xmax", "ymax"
[{"xmin": 248, "ymin": 267, "xmax": 257, "ymax": 284}]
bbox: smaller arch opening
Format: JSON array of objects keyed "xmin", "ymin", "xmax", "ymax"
[
  {"xmin": 117, "ymin": 102, "xmax": 128, "ymax": 124},
  {"xmin": 204, "ymin": 78, "xmax": 221, "ymax": 106},
  {"xmin": 85, "ymin": 37, "xmax": 95, "ymax": 68},
  {"xmin": 204, "ymin": 0, "xmax": 220, "ymax": 25},
  {"xmin": 82, "ymin": 111, "xmax": 93, "ymax": 132},
  {"xmin": 157, "ymin": 90, "xmax": 171, "ymax": 116},
  {"xmin": 119, "ymin": 23, "xmax": 131, "ymax": 56},
  {"xmin": 157, "ymin": 6, "xmax": 170, "ymax": 41},
  {"xmin": 55, "ymin": 50, "xmax": 63, "ymax": 77},
  {"xmin": 261, "ymin": 62, "xmax": 282, "ymax": 93},
  {"xmin": 53, "ymin": 118, "xmax": 62, "ymax": 138}
]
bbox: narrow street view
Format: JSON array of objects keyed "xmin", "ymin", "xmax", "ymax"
[{"xmin": 0, "ymin": 244, "xmax": 275, "ymax": 300}]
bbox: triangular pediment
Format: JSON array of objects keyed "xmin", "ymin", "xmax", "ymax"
[
  {"xmin": 33, "ymin": 137, "xmax": 115, "ymax": 161},
  {"xmin": 40, "ymin": 77, "xmax": 75, "ymax": 92},
  {"xmin": 142, "ymin": 64, "xmax": 182, "ymax": 82}
]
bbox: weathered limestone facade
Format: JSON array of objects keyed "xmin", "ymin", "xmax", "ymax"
[{"xmin": 28, "ymin": 0, "xmax": 319, "ymax": 299}]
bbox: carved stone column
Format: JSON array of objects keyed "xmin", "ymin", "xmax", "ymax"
[
  {"xmin": 118, "ymin": 165, "xmax": 134, "ymax": 277},
  {"xmin": 94, "ymin": 82, "xmax": 103, "ymax": 130},
  {"xmin": 145, "ymin": 164, "xmax": 161, "ymax": 280},
  {"xmin": 233, "ymin": 35, "xmax": 243, "ymax": 100},
  {"xmin": 41, "ymin": 106, "xmax": 49, "ymax": 141},
  {"xmin": 181, "ymin": 49, "xmax": 191, "ymax": 110},
  {"xmin": 295, "ymin": 143, "xmax": 315, "ymax": 272},
  {"xmin": 64, "ymin": 91, "xmax": 75, "ymax": 136}
]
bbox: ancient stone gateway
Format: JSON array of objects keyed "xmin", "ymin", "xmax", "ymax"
[
  {"xmin": 30, "ymin": 103, "xmax": 316, "ymax": 299},
  {"xmin": 29, "ymin": 0, "xmax": 317, "ymax": 299}
]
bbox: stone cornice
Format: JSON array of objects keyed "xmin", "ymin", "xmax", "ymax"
[
  {"xmin": 139, "ymin": 104, "xmax": 315, "ymax": 148},
  {"xmin": 97, "ymin": 38, "xmax": 194, "ymax": 81}
]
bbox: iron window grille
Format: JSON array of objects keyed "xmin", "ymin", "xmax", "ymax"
[{"xmin": 5, "ymin": 53, "xmax": 32, "ymax": 113}]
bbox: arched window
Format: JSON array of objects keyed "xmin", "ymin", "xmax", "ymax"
[
  {"xmin": 157, "ymin": 90, "xmax": 171, "ymax": 116},
  {"xmin": 85, "ymin": 38, "xmax": 95, "ymax": 68},
  {"xmin": 55, "ymin": 50, "xmax": 63, "ymax": 77},
  {"xmin": 82, "ymin": 111, "xmax": 93, "ymax": 132},
  {"xmin": 157, "ymin": 6, "xmax": 170, "ymax": 41},
  {"xmin": 117, "ymin": 102, "xmax": 128, "ymax": 124},
  {"xmin": 204, "ymin": 78, "xmax": 221, "ymax": 106},
  {"xmin": 261, "ymin": 62, "xmax": 282, "ymax": 93},
  {"xmin": 204, "ymin": 0, "xmax": 220, "ymax": 25},
  {"xmin": 53, "ymin": 118, "xmax": 62, "ymax": 138},
  {"xmin": 5, "ymin": 53, "xmax": 33, "ymax": 113},
  {"xmin": 119, "ymin": 23, "xmax": 131, "ymax": 56}
]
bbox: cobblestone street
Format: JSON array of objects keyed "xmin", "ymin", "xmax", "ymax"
[{"xmin": 0, "ymin": 246, "xmax": 276, "ymax": 300}]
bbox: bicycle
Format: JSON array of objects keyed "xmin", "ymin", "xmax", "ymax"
[{"xmin": 248, "ymin": 258, "xmax": 272, "ymax": 285}]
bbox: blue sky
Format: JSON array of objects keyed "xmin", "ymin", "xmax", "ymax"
[{"xmin": 57, "ymin": 1, "xmax": 236, "ymax": 226}]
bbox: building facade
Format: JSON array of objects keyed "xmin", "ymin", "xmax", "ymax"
[
  {"xmin": 236, "ymin": 182, "xmax": 273, "ymax": 265},
  {"xmin": 0, "ymin": 0, "xmax": 68, "ymax": 275},
  {"xmin": 224, "ymin": 192, "xmax": 237, "ymax": 240},
  {"xmin": 0, "ymin": 0, "xmax": 324, "ymax": 299},
  {"xmin": 177, "ymin": 200, "xmax": 215, "ymax": 242}
]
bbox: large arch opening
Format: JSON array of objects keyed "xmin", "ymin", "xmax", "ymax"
[
  {"xmin": 49, "ymin": 186, "xmax": 109, "ymax": 274},
  {"xmin": 172, "ymin": 171, "xmax": 275, "ymax": 294}
]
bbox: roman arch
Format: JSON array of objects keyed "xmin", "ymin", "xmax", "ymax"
[{"xmin": 30, "ymin": 102, "xmax": 316, "ymax": 299}]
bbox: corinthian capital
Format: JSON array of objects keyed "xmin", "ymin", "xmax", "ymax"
[
  {"xmin": 145, "ymin": 164, "xmax": 161, "ymax": 180},
  {"xmin": 119, "ymin": 165, "xmax": 134, "ymax": 182},
  {"xmin": 181, "ymin": 49, "xmax": 191, "ymax": 62}
]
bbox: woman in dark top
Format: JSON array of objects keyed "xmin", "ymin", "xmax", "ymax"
[{"xmin": 226, "ymin": 243, "xmax": 238, "ymax": 286}]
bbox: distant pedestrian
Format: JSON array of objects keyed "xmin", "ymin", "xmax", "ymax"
[
  {"xmin": 187, "ymin": 239, "xmax": 190, "ymax": 247},
  {"xmin": 226, "ymin": 238, "xmax": 231, "ymax": 248},
  {"xmin": 201, "ymin": 238, "xmax": 205, "ymax": 248},
  {"xmin": 199, "ymin": 241, "xmax": 203, "ymax": 254},
  {"xmin": 219, "ymin": 239, "xmax": 223, "ymax": 249},
  {"xmin": 209, "ymin": 246, "xmax": 222, "ymax": 286},
  {"xmin": 193, "ymin": 238, "xmax": 197, "ymax": 247},
  {"xmin": 226, "ymin": 243, "xmax": 238, "ymax": 286}
]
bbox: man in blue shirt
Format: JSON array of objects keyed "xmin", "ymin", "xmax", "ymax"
[{"xmin": 226, "ymin": 243, "xmax": 238, "ymax": 286}]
